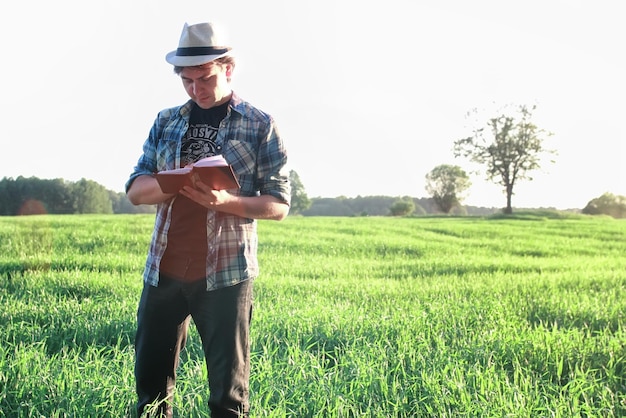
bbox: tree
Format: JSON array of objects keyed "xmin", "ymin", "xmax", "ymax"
[
  {"xmin": 389, "ymin": 198, "xmax": 415, "ymax": 216},
  {"xmin": 582, "ymin": 193, "xmax": 626, "ymax": 219},
  {"xmin": 288, "ymin": 170, "xmax": 311, "ymax": 215},
  {"xmin": 0, "ymin": 176, "xmax": 74, "ymax": 215},
  {"xmin": 453, "ymin": 104, "xmax": 555, "ymax": 214},
  {"xmin": 72, "ymin": 178, "xmax": 113, "ymax": 214},
  {"xmin": 425, "ymin": 164, "xmax": 471, "ymax": 214}
]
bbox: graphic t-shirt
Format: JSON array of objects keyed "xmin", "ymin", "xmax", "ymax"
[{"xmin": 159, "ymin": 101, "xmax": 229, "ymax": 282}]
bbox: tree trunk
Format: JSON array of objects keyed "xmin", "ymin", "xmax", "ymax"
[{"xmin": 504, "ymin": 185, "xmax": 513, "ymax": 214}]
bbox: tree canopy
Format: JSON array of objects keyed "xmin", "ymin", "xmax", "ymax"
[
  {"xmin": 425, "ymin": 164, "xmax": 471, "ymax": 214},
  {"xmin": 453, "ymin": 104, "xmax": 555, "ymax": 214}
]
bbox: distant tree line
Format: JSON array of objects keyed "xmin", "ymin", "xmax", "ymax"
[
  {"xmin": 301, "ymin": 195, "xmax": 499, "ymax": 217},
  {"xmin": 0, "ymin": 176, "xmax": 154, "ymax": 216},
  {"xmin": 2, "ymin": 176, "xmax": 623, "ymax": 218}
]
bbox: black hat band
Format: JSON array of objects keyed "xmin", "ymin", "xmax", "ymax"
[{"xmin": 176, "ymin": 46, "xmax": 230, "ymax": 56}]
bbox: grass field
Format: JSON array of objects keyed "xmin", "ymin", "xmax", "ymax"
[{"xmin": 0, "ymin": 213, "xmax": 625, "ymax": 417}]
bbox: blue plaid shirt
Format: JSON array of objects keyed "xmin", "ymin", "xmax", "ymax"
[{"xmin": 126, "ymin": 93, "xmax": 290, "ymax": 290}]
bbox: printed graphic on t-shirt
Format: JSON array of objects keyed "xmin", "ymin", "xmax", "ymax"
[{"xmin": 181, "ymin": 124, "xmax": 220, "ymax": 166}]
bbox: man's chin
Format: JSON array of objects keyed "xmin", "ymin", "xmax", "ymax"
[{"xmin": 194, "ymin": 100, "xmax": 215, "ymax": 109}]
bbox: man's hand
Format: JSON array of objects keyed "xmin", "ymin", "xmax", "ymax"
[
  {"xmin": 180, "ymin": 181, "xmax": 234, "ymax": 209},
  {"xmin": 180, "ymin": 179, "xmax": 289, "ymax": 220}
]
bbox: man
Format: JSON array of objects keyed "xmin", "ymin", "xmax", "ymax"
[{"xmin": 126, "ymin": 21, "xmax": 290, "ymax": 417}]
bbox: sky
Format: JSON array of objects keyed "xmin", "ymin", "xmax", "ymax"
[{"xmin": 1, "ymin": 0, "xmax": 624, "ymax": 209}]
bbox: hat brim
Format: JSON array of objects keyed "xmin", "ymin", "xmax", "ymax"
[{"xmin": 165, "ymin": 50, "xmax": 231, "ymax": 66}]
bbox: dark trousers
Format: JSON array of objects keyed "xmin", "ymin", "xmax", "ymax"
[{"xmin": 134, "ymin": 275, "xmax": 253, "ymax": 417}]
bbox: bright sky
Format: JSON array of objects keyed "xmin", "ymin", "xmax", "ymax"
[{"xmin": 1, "ymin": 0, "xmax": 624, "ymax": 209}]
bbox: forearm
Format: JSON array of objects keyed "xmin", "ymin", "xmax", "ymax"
[
  {"xmin": 219, "ymin": 194, "xmax": 290, "ymax": 220},
  {"xmin": 126, "ymin": 175, "xmax": 175, "ymax": 205},
  {"xmin": 179, "ymin": 184, "xmax": 289, "ymax": 220}
]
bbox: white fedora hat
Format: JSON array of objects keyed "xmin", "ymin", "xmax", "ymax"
[{"xmin": 165, "ymin": 22, "xmax": 232, "ymax": 66}]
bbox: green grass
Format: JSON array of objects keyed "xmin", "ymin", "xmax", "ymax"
[{"xmin": 0, "ymin": 213, "xmax": 625, "ymax": 417}]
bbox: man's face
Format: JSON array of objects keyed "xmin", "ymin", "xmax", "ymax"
[{"xmin": 180, "ymin": 62, "xmax": 232, "ymax": 109}]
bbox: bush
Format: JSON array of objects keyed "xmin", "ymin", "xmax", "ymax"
[
  {"xmin": 389, "ymin": 199, "xmax": 415, "ymax": 216},
  {"xmin": 582, "ymin": 193, "xmax": 626, "ymax": 219}
]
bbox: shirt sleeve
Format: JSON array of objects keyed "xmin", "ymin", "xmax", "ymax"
[
  {"xmin": 256, "ymin": 120, "xmax": 291, "ymax": 205},
  {"xmin": 125, "ymin": 110, "xmax": 170, "ymax": 193}
]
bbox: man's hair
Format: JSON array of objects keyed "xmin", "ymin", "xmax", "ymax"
[{"xmin": 173, "ymin": 56, "xmax": 236, "ymax": 81}]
